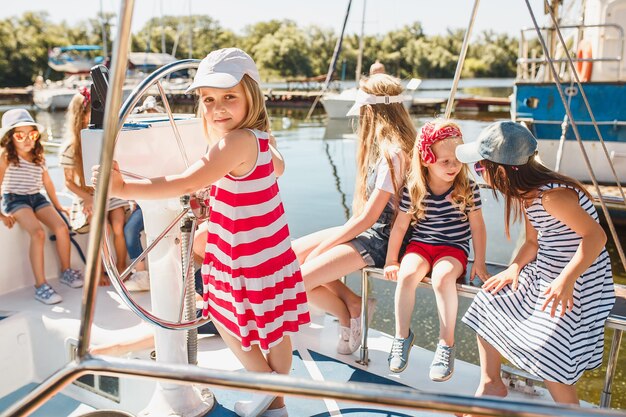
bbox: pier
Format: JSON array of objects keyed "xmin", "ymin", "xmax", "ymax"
[
  {"xmin": 0, "ymin": 85, "xmax": 511, "ymax": 115},
  {"xmin": 0, "ymin": 87, "xmax": 32, "ymax": 104}
]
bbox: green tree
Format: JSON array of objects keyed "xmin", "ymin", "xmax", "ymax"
[{"xmin": 251, "ymin": 22, "xmax": 312, "ymax": 79}]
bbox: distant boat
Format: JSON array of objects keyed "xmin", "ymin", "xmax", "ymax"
[
  {"xmin": 321, "ymin": 88, "xmax": 413, "ymax": 119},
  {"xmin": 33, "ymin": 52, "xmax": 179, "ymax": 111},
  {"xmin": 47, "ymin": 45, "xmax": 105, "ymax": 74},
  {"xmin": 32, "ymin": 75, "xmax": 93, "ymax": 111}
]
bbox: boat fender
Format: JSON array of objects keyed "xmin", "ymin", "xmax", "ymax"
[{"xmin": 576, "ymin": 39, "xmax": 593, "ymax": 82}]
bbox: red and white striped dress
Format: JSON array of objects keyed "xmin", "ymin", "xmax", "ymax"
[{"xmin": 201, "ymin": 129, "xmax": 310, "ymax": 352}]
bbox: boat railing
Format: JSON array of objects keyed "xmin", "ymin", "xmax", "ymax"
[
  {"xmin": 5, "ymin": 1, "xmax": 626, "ymax": 416},
  {"xmin": 7, "ymin": 352, "xmax": 626, "ymax": 417},
  {"xmin": 516, "ymin": 24, "xmax": 625, "ymax": 82},
  {"xmin": 356, "ymin": 265, "xmax": 626, "ymax": 409}
]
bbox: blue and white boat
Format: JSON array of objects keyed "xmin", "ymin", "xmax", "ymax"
[
  {"xmin": 512, "ymin": 0, "xmax": 626, "ymax": 184},
  {"xmin": 48, "ymin": 45, "xmax": 106, "ymax": 75}
]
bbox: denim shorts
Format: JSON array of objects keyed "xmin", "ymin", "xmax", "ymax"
[
  {"xmin": 350, "ymin": 206, "xmax": 409, "ymax": 268},
  {"xmin": 2, "ymin": 193, "xmax": 51, "ymax": 215}
]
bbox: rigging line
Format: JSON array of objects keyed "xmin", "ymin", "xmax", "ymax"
[
  {"xmin": 525, "ymin": 0, "xmax": 626, "ymax": 271},
  {"xmin": 444, "ymin": 0, "xmax": 480, "ymax": 119},
  {"xmin": 543, "ymin": 0, "xmax": 626, "ymax": 205}
]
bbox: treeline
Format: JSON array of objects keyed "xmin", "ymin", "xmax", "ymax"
[{"xmin": 0, "ymin": 12, "xmax": 519, "ymax": 87}]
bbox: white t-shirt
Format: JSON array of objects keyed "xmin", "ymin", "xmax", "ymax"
[{"xmin": 369, "ymin": 147, "xmax": 404, "ymax": 202}]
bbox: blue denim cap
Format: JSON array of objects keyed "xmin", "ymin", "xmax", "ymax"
[{"xmin": 455, "ymin": 121, "xmax": 538, "ymax": 165}]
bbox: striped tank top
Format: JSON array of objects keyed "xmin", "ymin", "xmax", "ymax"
[
  {"xmin": 2, "ymin": 156, "xmax": 45, "ymax": 195},
  {"xmin": 200, "ymin": 129, "xmax": 310, "ymax": 352}
]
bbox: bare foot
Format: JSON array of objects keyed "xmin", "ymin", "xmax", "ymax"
[
  {"xmin": 475, "ymin": 380, "xmax": 508, "ymax": 398},
  {"xmin": 455, "ymin": 381, "xmax": 508, "ymax": 417}
]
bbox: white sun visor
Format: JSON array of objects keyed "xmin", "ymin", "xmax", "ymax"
[{"xmin": 346, "ymin": 89, "xmax": 408, "ymax": 117}]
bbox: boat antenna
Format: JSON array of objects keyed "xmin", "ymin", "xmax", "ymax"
[
  {"xmin": 444, "ymin": 0, "xmax": 480, "ymax": 119},
  {"xmin": 524, "ymin": 0, "xmax": 626, "ymax": 271},
  {"xmin": 305, "ymin": 0, "xmax": 353, "ymax": 120}
]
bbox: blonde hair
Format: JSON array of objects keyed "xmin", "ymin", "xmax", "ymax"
[
  {"xmin": 353, "ymin": 74, "xmax": 416, "ymax": 216},
  {"xmin": 198, "ymin": 74, "xmax": 270, "ymax": 145},
  {"xmin": 62, "ymin": 92, "xmax": 91, "ymax": 191},
  {"xmin": 406, "ymin": 120, "xmax": 475, "ymax": 222}
]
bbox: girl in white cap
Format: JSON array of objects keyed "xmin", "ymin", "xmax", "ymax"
[
  {"xmin": 0, "ymin": 108, "xmax": 83, "ymax": 304},
  {"xmin": 293, "ymin": 73, "xmax": 415, "ymax": 355},
  {"xmin": 94, "ymin": 48, "xmax": 309, "ymax": 417},
  {"xmin": 456, "ymin": 121, "xmax": 615, "ymax": 407}
]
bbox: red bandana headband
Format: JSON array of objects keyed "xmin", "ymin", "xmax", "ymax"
[
  {"xmin": 79, "ymin": 86, "xmax": 91, "ymax": 110},
  {"xmin": 417, "ymin": 121, "xmax": 463, "ymax": 163}
]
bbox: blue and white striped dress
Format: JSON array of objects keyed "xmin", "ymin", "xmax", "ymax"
[{"xmin": 462, "ymin": 183, "xmax": 615, "ymax": 384}]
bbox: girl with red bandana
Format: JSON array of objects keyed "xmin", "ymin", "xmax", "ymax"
[{"xmin": 384, "ymin": 119, "xmax": 488, "ymax": 381}]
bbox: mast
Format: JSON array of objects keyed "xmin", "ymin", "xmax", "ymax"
[
  {"xmin": 100, "ymin": 0, "xmax": 108, "ymax": 60},
  {"xmin": 355, "ymin": 0, "xmax": 367, "ymax": 84},
  {"xmin": 323, "ymin": 0, "xmax": 352, "ymax": 90},
  {"xmin": 188, "ymin": 0, "xmax": 193, "ymax": 59},
  {"xmin": 161, "ymin": 0, "xmax": 166, "ymax": 54},
  {"xmin": 305, "ymin": 0, "xmax": 353, "ymax": 120}
]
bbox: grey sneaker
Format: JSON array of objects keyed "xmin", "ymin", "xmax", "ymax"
[
  {"xmin": 34, "ymin": 283, "xmax": 62, "ymax": 305},
  {"xmin": 60, "ymin": 268, "xmax": 83, "ymax": 288},
  {"xmin": 429, "ymin": 343, "xmax": 456, "ymax": 382},
  {"xmin": 388, "ymin": 329, "xmax": 415, "ymax": 373}
]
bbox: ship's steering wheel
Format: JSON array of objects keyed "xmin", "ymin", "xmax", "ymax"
[{"xmin": 101, "ymin": 59, "xmax": 212, "ymax": 331}]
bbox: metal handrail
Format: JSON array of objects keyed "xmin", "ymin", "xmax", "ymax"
[
  {"xmin": 517, "ymin": 23, "xmax": 625, "ymax": 81},
  {"xmin": 3, "ymin": 355, "xmax": 626, "ymax": 417}
]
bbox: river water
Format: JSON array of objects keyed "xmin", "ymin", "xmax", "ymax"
[{"xmin": 2, "ymin": 103, "xmax": 624, "ymax": 408}]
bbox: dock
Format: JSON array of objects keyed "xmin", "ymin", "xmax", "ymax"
[
  {"xmin": 0, "ymin": 85, "xmax": 510, "ymax": 115},
  {"xmin": 0, "ymin": 87, "xmax": 32, "ymax": 103},
  {"xmin": 584, "ymin": 184, "xmax": 626, "ymax": 225}
]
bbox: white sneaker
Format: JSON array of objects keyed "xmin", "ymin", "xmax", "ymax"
[
  {"xmin": 337, "ymin": 325, "xmax": 352, "ymax": 355},
  {"xmin": 125, "ymin": 270, "xmax": 150, "ymax": 291},
  {"xmin": 234, "ymin": 393, "xmax": 275, "ymax": 417}
]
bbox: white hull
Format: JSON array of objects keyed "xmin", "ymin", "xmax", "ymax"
[
  {"xmin": 33, "ymin": 86, "xmax": 134, "ymax": 111},
  {"xmin": 537, "ymin": 139, "xmax": 626, "ymax": 184},
  {"xmin": 321, "ymin": 89, "xmax": 413, "ymax": 119}
]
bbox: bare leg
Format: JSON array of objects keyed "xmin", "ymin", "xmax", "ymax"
[
  {"xmin": 323, "ymin": 280, "xmax": 362, "ymax": 318},
  {"xmin": 475, "ymin": 335, "xmax": 508, "ymax": 398},
  {"xmin": 13, "ymin": 208, "xmax": 47, "ymax": 287},
  {"xmin": 193, "ymin": 221, "xmax": 209, "ymax": 265},
  {"xmin": 214, "ymin": 321, "xmax": 290, "ymax": 410},
  {"xmin": 291, "ymin": 227, "xmax": 342, "ymax": 264},
  {"xmin": 266, "ymin": 336, "xmax": 293, "ymax": 409},
  {"xmin": 544, "ymin": 380, "xmax": 579, "ymax": 404},
  {"xmin": 394, "ymin": 252, "xmax": 430, "ymax": 339},
  {"xmin": 430, "ymin": 257, "xmax": 463, "ymax": 347},
  {"xmin": 36, "ymin": 206, "xmax": 71, "ymax": 270},
  {"xmin": 300, "ymin": 243, "xmax": 366, "ymax": 327},
  {"xmin": 108, "ymin": 207, "xmax": 128, "ymax": 271}
]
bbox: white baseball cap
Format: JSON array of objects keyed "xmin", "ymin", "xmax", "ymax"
[{"xmin": 185, "ymin": 48, "xmax": 261, "ymax": 93}]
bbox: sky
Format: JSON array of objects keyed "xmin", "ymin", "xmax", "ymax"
[{"xmin": 0, "ymin": 0, "xmax": 547, "ymax": 38}]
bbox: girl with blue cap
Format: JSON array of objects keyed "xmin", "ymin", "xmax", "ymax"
[{"xmin": 456, "ymin": 121, "xmax": 615, "ymax": 406}]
